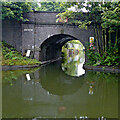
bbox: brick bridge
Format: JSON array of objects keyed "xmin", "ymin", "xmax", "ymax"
[{"xmin": 2, "ymin": 11, "xmax": 95, "ymax": 61}]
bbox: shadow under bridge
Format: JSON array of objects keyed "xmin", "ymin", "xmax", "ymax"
[{"xmin": 39, "ymin": 34, "xmax": 82, "ymax": 62}]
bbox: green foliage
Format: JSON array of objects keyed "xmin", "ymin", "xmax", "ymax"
[
  {"xmin": 2, "ymin": 2, "xmax": 33, "ymax": 21},
  {"xmin": 62, "ymin": 46, "xmax": 68, "ymax": 58},
  {"xmin": 2, "ymin": 41, "xmax": 40, "ymax": 66},
  {"xmin": 101, "ymin": 2, "xmax": 120, "ymax": 31},
  {"xmin": 86, "ymin": 46, "xmax": 101, "ymax": 65},
  {"xmin": 56, "ymin": 2, "xmax": 120, "ymax": 37},
  {"xmin": 86, "ymin": 43, "xmax": 120, "ymax": 66},
  {"xmin": 56, "ymin": 9, "xmax": 91, "ymax": 29},
  {"xmin": 100, "ymin": 46, "xmax": 120, "ymax": 66},
  {"xmin": 31, "ymin": 2, "xmax": 41, "ymax": 11}
]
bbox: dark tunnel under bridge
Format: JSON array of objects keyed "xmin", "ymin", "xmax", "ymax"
[{"xmin": 39, "ymin": 34, "xmax": 84, "ymax": 62}]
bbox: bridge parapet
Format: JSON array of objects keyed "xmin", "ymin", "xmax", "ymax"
[{"xmin": 24, "ymin": 11, "xmax": 62, "ymax": 25}]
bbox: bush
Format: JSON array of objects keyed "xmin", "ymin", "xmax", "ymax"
[
  {"xmin": 86, "ymin": 43, "xmax": 120, "ymax": 67},
  {"xmin": 2, "ymin": 41, "xmax": 41, "ymax": 66}
]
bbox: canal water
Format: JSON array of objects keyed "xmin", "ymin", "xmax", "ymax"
[{"xmin": 2, "ymin": 52, "xmax": 119, "ymax": 119}]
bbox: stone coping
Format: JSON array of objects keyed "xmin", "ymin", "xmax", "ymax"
[
  {"xmin": 83, "ymin": 65, "xmax": 120, "ymax": 73},
  {"xmin": 41, "ymin": 57, "xmax": 62, "ymax": 65},
  {"xmin": 2, "ymin": 57, "xmax": 62, "ymax": 71},
  {"xmin": 2, "ymin": 65, "xmax": 40, "ymax": 71},
  {"xmin": 2, "ymin": 61, "xmax": 120, "ymax": 73}
]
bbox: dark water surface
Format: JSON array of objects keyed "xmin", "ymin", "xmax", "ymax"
[{"xmin": 2, "ymin": 59, "xmax": 119, "ymax": 119}]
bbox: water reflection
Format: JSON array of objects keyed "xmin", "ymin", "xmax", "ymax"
[
  {"xmin": 2, "ymin": 63, "xmax": 119, "ymax": 118},
  {"xmin": 61, "ymin": 50, "xmax": 85, "ymax": 77},
  {"xmin": 86, "ymin": 80, "xmax": 95, "ymax": 95},
  {"xmin": 40, "ymin": 61, "xmax": 84, "ymax": 95}
]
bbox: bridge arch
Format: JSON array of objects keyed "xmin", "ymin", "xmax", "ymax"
[{"xmin": 39, "ymin": 34, "xmax": 85, "ymax": 61}]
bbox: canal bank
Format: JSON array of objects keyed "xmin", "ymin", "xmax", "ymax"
[
  {"xmin": 2, "ymin": 65, "xmax": 40, "ymax": 71},
  {"xmin": 2, "ymin": 57, "xmax": 62, "ymax": 71},
  {"xmin": 83, "ymin": 65, "xmax": 120, "ymax": 73},
  {"xmin": 2, "ymin": 61, "xmax": 120, "ymax": 73}
]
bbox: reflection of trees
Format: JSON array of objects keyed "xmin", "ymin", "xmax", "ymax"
[
  {"xmin": 62, "ymin": 50, "xmax": 85, "ymax": 77},
  {"xmin": 85, "ymin": 71, "xmax": 119, "ymax": 96},
  {"xmin": 85, "ymin": 71, "xmax": 119, "ymax": 84},
  {"xmin": 2, "ymin": 68, "xmax": 40, "ymax": 85}
]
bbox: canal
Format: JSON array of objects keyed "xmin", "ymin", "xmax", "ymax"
[{"xmin": 2, "ymin": 53, "xmax": 119, "ymax": 119}]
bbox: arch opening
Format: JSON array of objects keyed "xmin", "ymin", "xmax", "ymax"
[
  {"xmin": 61, "ymin": 40, "xmax": 85, "ymax": 77},
  {"xmin": 39, "ymin": 34, "xmax": 85, "ymax": 62}
]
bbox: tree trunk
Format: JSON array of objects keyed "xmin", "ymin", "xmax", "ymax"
[
  {"xmin": 95, "ymin": 27, "xmax": 100, "ymax": 54},
  {"xmin": 108, "ymin": 31, "xmax": 111, "ymax": 48},
  {"xmin": 115, "ymin": 29, "xmax": 118, "ymax": 46},
  {"xmin": 102, "ymin": 29, "xmax": 104, "ymax": 53},
  {"xmin": 104, "ymin": 29, "xmax": 107, "ymax": 52},
  {"xmin": 98, "ymin": 25, "xmax": 101, "ymax": 54}
]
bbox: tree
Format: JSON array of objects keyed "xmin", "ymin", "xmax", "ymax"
[
  {"xmin": 2, "ymin": 2, "xmax": 33, "ymax": 21},
  {"xmin": 101, "ymin": 2, "xmax": 120, "ymax": 46},
  {"xmin": 56, "ymin": 2, "xmax": 91, "ymax": 29}
]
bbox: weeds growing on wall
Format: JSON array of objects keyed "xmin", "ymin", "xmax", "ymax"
[{"xmin": 2, "ymin": 41, "xmax": 40, "ymax": 66}]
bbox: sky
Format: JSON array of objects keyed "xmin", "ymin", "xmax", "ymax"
[{"xmin": 68, "ymin": 0, "xmax": 89, "ymax": 12}]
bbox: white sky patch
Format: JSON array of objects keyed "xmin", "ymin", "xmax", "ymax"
[
  {"xmin": 81, "ymin": 0, "xmax": 89, "ymax": 12},
  {"xmin": 68, "ymin": 6, "xmax": 88, "ymax": 13},
  {"xmin": 37, "ymin": 3, "xmax": 41, "ymax": 7},
  {"xmin": 80, "ymin": 7, "xmax": 88, "ymax": 12},
  {"xmin": 83, "ymin": 0, "xmax": 88, "ymax": 7},
  {"xmin": 68, "ymin": 6, "xmax": 77, "ymax": 11},
  {"xmin": 67, "ymin": 1, "xmax": 89, "ymax": 13}
]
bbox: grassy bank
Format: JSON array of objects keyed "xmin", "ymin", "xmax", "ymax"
[{"xmin": 2, "ymin": 41, "xmax": 40, "ymax": 66}]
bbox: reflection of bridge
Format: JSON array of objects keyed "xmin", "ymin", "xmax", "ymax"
[
  {"xmin": 40, "ymin": 61, "xmax": 84, "ymax": 95},
  {"xmin": 3, "ymin": 63, "xmax": 118, "ymax": 118},
  {"xmin": 2, "ymin": 11, "xmax": 95, "ymax": 61}
]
